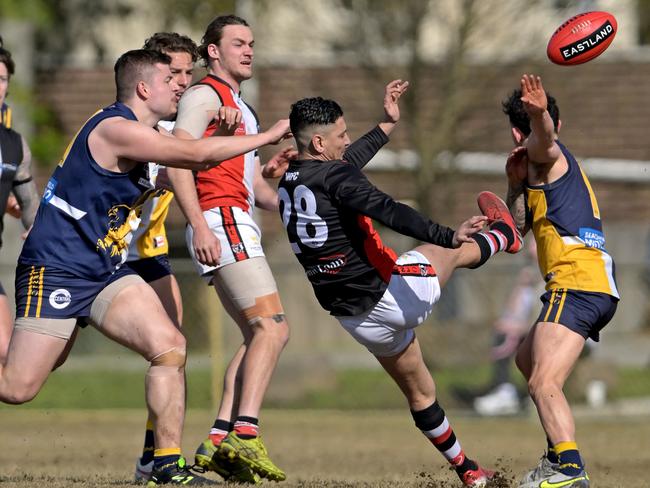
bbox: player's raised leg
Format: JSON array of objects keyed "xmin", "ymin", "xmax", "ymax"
[
  {"xmin": 477, "ymin": 191, "xmax": 523, "ymax": 254},
  {"xmin": 411, "ymin": 191, "xmax": 522, "ymax": 288}
]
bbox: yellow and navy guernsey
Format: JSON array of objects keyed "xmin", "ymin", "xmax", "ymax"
[
  {"xmin": 19, "ymin": 102, "xmax": 156, "ymax": 280},
  {"xmin": 1, "ymin": 103, "xmax": 12, "ymax": 128},
  {"xmin": 525, "ymin": 141, "xmax": 619, "ymax": 299},
  {"xmin": 126, "ymin": 121, "xmax": 174, "ymax": 261}
]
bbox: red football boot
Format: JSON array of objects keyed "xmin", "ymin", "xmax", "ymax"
[{"xmin": 477, "ymin": 191, "xmax": 523, "ymax": 254}]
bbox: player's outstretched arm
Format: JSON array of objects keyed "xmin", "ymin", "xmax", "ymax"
[
  {"xmin": 520, "ymin": 74, "xmax": 561, "ymax": 165},
  {"xmin": 330, "ymin": 163, "xmax": 457, "ymax": 248},
  {"xmin": 99, "ymin": 117, "xmax": 290, "ymax": 170},
  {"xmin": 343, "ymin": 79, "xmax": 409, "ymax": 169},
  {"xmin": 378, "ymin": 79, "xmax": 409, "ymax": 136}
]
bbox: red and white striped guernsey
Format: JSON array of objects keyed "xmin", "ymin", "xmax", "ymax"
[{"xmin": 195, "ymin": 75, "xmax": 260, "ymax": 214}]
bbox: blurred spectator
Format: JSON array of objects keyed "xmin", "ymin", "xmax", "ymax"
[
  {"xmin": 642, "ymin": 230, "xmax": 650, "ymax": 334},
  {"xmin": 472, "ymin": 239, "xmax": 540, "ymax": 415},
  {"xmin": 452, "ymin": 239, "xmax": 541, "ymax": 415}
]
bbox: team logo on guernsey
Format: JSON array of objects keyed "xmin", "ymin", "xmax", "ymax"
[
  {"xmin": 43, "ymin": 177, "xmax": 57, "ymax": 203},
  {"xmin": 49, "ymin": 289, "xmax": 72, "ymax": 309},
  {"xmin": 97, "ymin": 203, "xmax": 140, "ymax": 258},
  {"xmin": 153, "ymin": 235, "xmax": 166, "ymax": 248},
  {"xmin": 306, "ymin": 254, "xmax": 347, "ymax": 277},
  {"xmin": 231, "ymin": 242, "xmax": 245, "ymax": 255},
  {"xmin": 97, "ymin": 190, "xmax": 160, "ymax": 258},
  {"xmin": 579, "ymin": 228, "xmax": 605, "ymax": 250}
]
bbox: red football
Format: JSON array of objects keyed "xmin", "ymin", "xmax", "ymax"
[{"xmin": 547, "ymin": 11, "xmax": 617, "ymax": 65}]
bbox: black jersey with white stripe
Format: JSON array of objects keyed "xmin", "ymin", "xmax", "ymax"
[{"xmin": 278, "ymin": 126, "xmax": 456, "ymax": 316}]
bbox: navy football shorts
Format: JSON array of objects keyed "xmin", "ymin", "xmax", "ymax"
[
  {"xmin": 126, "ymin": 254, "xmax": 172, "ymax": 283},
  {"xmin": 536, "ymin": 288, "xmax": 618, "ymax": 341},
  {"xmin": 15, "ymin": 263, "xmax": 136, "ymax": 320}
]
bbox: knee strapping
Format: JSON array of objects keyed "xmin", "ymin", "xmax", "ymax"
[{"xmin": 148, "ymin": 346, "xmax": 186, "ymax": 375}]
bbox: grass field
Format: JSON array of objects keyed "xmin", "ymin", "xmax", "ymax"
[
  {"xmin": 1, "ymin": 409, "xmax": 649, "ymax": 487},
  {"xmin": 1, "ymin": 362, "xmax": 648, "ymax": 410}
]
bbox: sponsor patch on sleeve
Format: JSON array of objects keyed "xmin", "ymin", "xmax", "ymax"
[
  {"xmin": 43, "ymin": 177, "xmax": 57, "ymax": 203},
  {"xmin": 579, "ymin": 227, "xmax": 605, "ymax": 250}
]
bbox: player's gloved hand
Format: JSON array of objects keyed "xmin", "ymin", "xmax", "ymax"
[
  {"xmin": 452, "ymin": 215, "xmax": 488, "ymax": 248},
  {"xmin": 262, "ymin": 146, "xmax": 298, "ymax": 178}
]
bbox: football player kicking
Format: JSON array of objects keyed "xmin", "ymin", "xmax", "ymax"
[{"xmin": 277, "ymin": 80, "xmax": 522, "ymax": 487}]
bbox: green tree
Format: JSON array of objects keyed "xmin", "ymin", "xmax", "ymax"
[{"xmin": 255, "ymin": 0, "xmax": 591, "ymax": 218}]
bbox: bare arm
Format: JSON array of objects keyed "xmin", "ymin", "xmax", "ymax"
[
  {"xmin": 167, "ymin": 127, "xmax": 222, "ymax": 267},
  {"xmin": 92, "ymin": 117, "xmax": 289, "ymax": 171},
  {"xmin": 343, "ymin": 79, "xmax": 408, "ymax": 170},
  {"xmin": 505, "ymin": 146, "xmax": 529, "ymax": 235},
  {"xmin": 377, "ymin": 79, "xmax": 409, "ymax": 137},
  {"xmin": 506, "ymin": 189, "xmax": 529, "ymax": 236},
  {"xmin": 520, "ymin": 74, "xmax": 562, "ymax": 164},
  {"xmin": 13, "ymin": 136, "xmax": 39, "ymax": 229},
  {"xmin": 253, "ymin": 156, "xmax": 280, "ymax": 211}
]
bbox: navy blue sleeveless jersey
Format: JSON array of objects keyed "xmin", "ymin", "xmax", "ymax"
[
  {"xmin": 525, "ymin": 141, "xmax": 618, "ymax": 297},
  {"xmin": 19, "ymin": 102, "xmax": 155, "ymax": 280}
]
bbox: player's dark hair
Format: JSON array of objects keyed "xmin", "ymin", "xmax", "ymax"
[
  {"xmin": 0, "ymin": 36, "xmax": 15, "ymax": 76},
  {"xmin": 114, "ymin": 49, "xmax": 171, "ymax": 102},
  {"xmin": 143, "ymin": 32, "xmax": 199, "ymax": 63},
  {"xmin": 502, "ymin": 89, "xmax": 560, "ymax": 136},
  {"xmin": 199, "ymin": 15, "xmax": 250, "ymax": 66},
  {"xmin": 290, "ymin": 97, "xmax": 344, "ymax": 150}
]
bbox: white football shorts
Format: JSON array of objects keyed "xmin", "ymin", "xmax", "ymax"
[
  {"xmin": 186, "ymin": 206, "xmax": 265, "ymax": 279},
  {"xmin": 336, "ymin": 250, "xmax": 441, "ymax": 357}
]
